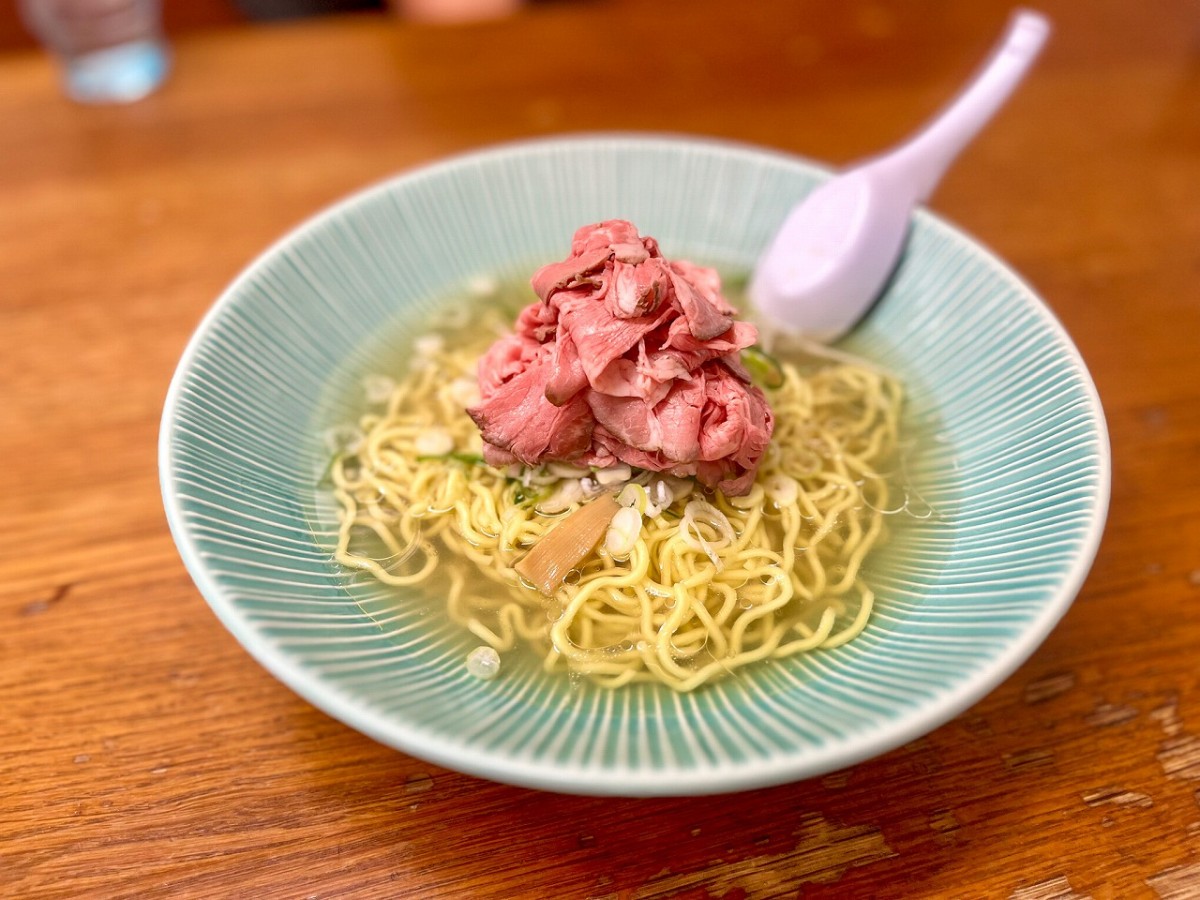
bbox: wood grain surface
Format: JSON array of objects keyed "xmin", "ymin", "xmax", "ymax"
[{"xmin": 3, "ymin": 1, "xmax": 1200, "ymax": 897}]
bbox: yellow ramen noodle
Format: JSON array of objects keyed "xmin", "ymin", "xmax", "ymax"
[{"xmin": 329, "ymin": 310, "xmax": 903, "ymax": 691}]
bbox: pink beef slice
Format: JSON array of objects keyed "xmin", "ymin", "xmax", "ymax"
[
  {"xmin": 467, "ymin": 220, "xmax": 775, "ymax": 495},
  {"xmin": 585, "ymin": 362, "xmax": 772, "ymax": 495},
  {"xmin": 470, "ymin": 350, "xmax": 594, "ymax": 465}
]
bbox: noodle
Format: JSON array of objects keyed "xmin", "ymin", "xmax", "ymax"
[{"xmin": 328, "ymin": 304, "xmax": 903, "ymax": 691}]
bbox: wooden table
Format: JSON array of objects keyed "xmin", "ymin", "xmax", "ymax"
[{"xmin": 3, "ymin": 2, "xmax": 1199, "ymax": 896}]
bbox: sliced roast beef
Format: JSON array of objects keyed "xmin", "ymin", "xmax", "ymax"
[
  {"xmin": 469, "ymin": 220, "xmax": 775, "ymax": 495},
  {"xmin": 468, "ymin": 350, "xmax": 593, "ymax": 464}
]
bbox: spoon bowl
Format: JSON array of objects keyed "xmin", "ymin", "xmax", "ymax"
[{"xmin": 750, "ymin": 10, "xmax": 1051, "ymax": 340}]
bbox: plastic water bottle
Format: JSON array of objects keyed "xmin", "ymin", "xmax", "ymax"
[{"xmin": 19, "ymin": 0, "xmax": 170, "ymax": 104}]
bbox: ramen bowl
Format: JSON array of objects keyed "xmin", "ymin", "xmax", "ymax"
[{"xmin": 160, "ymin": 135, "xmax": 1108, "ymax": 796}]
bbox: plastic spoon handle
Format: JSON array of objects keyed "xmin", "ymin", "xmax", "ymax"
[{"xmin": 878, "ymin": 10, "xmax": 1050, "ymax": 202}]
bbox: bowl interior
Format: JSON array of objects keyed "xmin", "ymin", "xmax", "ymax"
[{"xmin": 161, "ymin": 136, "xmax": 1108, "ymax": 795}]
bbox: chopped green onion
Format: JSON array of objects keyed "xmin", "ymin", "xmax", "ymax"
[
  {"xmin": 616, "ymin": 482, "xmax": 648, "ymax": 514},
  {"xmin": 742, "ymin": 345, "xmax": 785, "ymax": 388},
  {"xmin": 509, "ymin": 482, "xmax": 548, "ymax": 507}
]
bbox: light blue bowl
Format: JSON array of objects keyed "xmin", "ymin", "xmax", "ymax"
[{"xmin": 160, "ymin": 135, "xmax": 1109, "ymax": 796}]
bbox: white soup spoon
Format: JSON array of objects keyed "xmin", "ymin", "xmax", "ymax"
[{"xmin": 748, "ymin": 10, "xmax": 1051, "ymax": 342}]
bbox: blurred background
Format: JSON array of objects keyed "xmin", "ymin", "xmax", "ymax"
[{"xmin": 0, "ymin": 0, "xmax": 523, "ymax": 50}]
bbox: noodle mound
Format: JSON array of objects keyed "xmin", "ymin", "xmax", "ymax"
[{"xmin": 329, "ymin": 308, "xmax": 902, "ymax": 692}]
